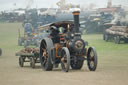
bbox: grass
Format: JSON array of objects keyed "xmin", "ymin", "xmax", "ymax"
[
  {"xmin": 0, "ymin": 23, "xmax": 128, "ymax": 67},
  {"xmin": 0, "ymin": 23, "xmax": 24, "ymax": 56},
  {"xmin": 82, "ymin": 34, "xmax": 128, "ymax": 65}
]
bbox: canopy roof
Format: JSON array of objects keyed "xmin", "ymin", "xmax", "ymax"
[{"xmin": 38, "ymin": 21, "xmax": 74, "ymax": 32}]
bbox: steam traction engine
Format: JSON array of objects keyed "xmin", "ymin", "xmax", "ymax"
[{"xmin": 40, "ymin": 9, "xmax": 98, "ymax": 72}]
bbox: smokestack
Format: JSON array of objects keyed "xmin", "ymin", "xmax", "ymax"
[
  {"xmin": 71, "ymin": 8, "xmax": 80, "ymax": 33},
  {"xmin": 107, "ymin": 0, "xmax": 112, "ymax": 8}
]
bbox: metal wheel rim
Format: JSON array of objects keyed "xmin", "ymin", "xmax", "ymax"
[
  {"xmin": 87, "ymin": 47, "xmax": 97, "ymax": 71},
  {"xmin": 61, "ymin": 47, "xmax": 70, "ymax": 72},
  {"xmin": 61, "ymin": 54, "xmax": 68, "ymax": 70},
  {"xmin": 89, "ymin": 49, "xmax": 95, "ymax": 68},
  {"xmin": 41, "ymin": 41, "xmax": 48, "ymax": 68}
]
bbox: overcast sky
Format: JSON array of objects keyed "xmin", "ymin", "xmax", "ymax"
[{"xmin": 0, "ymin": 0, "xmax": 128, "ymax": 11}]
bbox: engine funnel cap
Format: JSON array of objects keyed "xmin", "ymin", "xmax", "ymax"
[{"xmin": 70, "ymin": 8, "xmax": 81, "ymax": 15}]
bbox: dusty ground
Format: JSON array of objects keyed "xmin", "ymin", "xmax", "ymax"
[{"xmin": 0, "ymin": 23, "xmax": 128, "ymax": 85}]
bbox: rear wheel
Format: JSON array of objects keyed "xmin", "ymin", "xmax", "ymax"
[
  {"xmin": 40, "ymin": 38, "xmax": 53, "ymax": 71},
  {"xmin": 61, "ymin": 47, "xmax": 70, "ymax": 72},
  {"xmin": 87, "ymin": 47, "xmax": 97, "ymax": 71}
]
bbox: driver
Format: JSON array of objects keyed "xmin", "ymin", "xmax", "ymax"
[
  {"xmin": 50, "ymin": 26, "xmax": 60, "ymax": 43},
  {"xmin": 24, "ymin": 23, "xmax": 33, "ymax": 36}
]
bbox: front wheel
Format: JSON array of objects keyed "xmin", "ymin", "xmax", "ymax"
[
  {"xmin": 87, "ymin": 47, "xmax": 97, "ymax": 71},
  {"xmin": 61, "ymin": 47, "xmax": 70, "ymax": 72}
]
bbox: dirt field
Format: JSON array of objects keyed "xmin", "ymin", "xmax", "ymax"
[{"xmin": 0, "ymin": 23, "xmax": 128, "ymax": 85}]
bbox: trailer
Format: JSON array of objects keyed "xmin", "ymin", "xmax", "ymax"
[
  {"xmin": 103, "ymin": 26, "xmax": 128, "ymax": 44},
  {"xmin": 16, "ymin": 48, "xmax": 40, "ymax": 68}
]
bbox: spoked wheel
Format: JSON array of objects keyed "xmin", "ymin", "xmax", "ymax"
[
  {"xmin": 30, "ymin": 57, "xmax": 35, "ymax": 68},
  {"xmin": 19, "ymin": 56, "xmax": 24, "ymax": 67},
  {"xmin": 61, "ymin": 47, "xmax": 70, "ymax": 72},
  {"xmin": 71, "ymin": 58, "xmax": 84, "ymax": 70},
  {"xmin": 40, "ymin": 38, "xmax": 53, "ymax": 71},
  {"xmin": 87, "ymin": 47, "xmax": 97, "ymax": 71}
]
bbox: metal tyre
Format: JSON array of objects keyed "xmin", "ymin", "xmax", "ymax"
[
  {"xmin": 19, "ymin": 56, "xmax": 24, "ymax": 67},
  {"xmin": 87, "ymin": 47, "xmax": 97, "ymax": 71},
  {"xmin": 30, "ymin": 57, "xmax": 35, "ymax": 68},
  {"xmin": 40, "ymin": 38, "xmax": 53, "ymax": 71},
  {"xmin": 61, "ymin": 47, "xmax": 70, "ymax": 72}
]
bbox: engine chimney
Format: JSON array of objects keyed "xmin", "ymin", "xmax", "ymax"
[
  {"xmin": 72, "ymin": 8, "xmax": 80, "ymax": 33},
  {"xmin": 107, "ymin": 0, "xmax": 112, "ymax": 8}
]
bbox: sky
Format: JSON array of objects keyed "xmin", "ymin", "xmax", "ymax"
[{"xmin": 0, "ymin": 0, "xmax": 128, "ymax": 11}]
